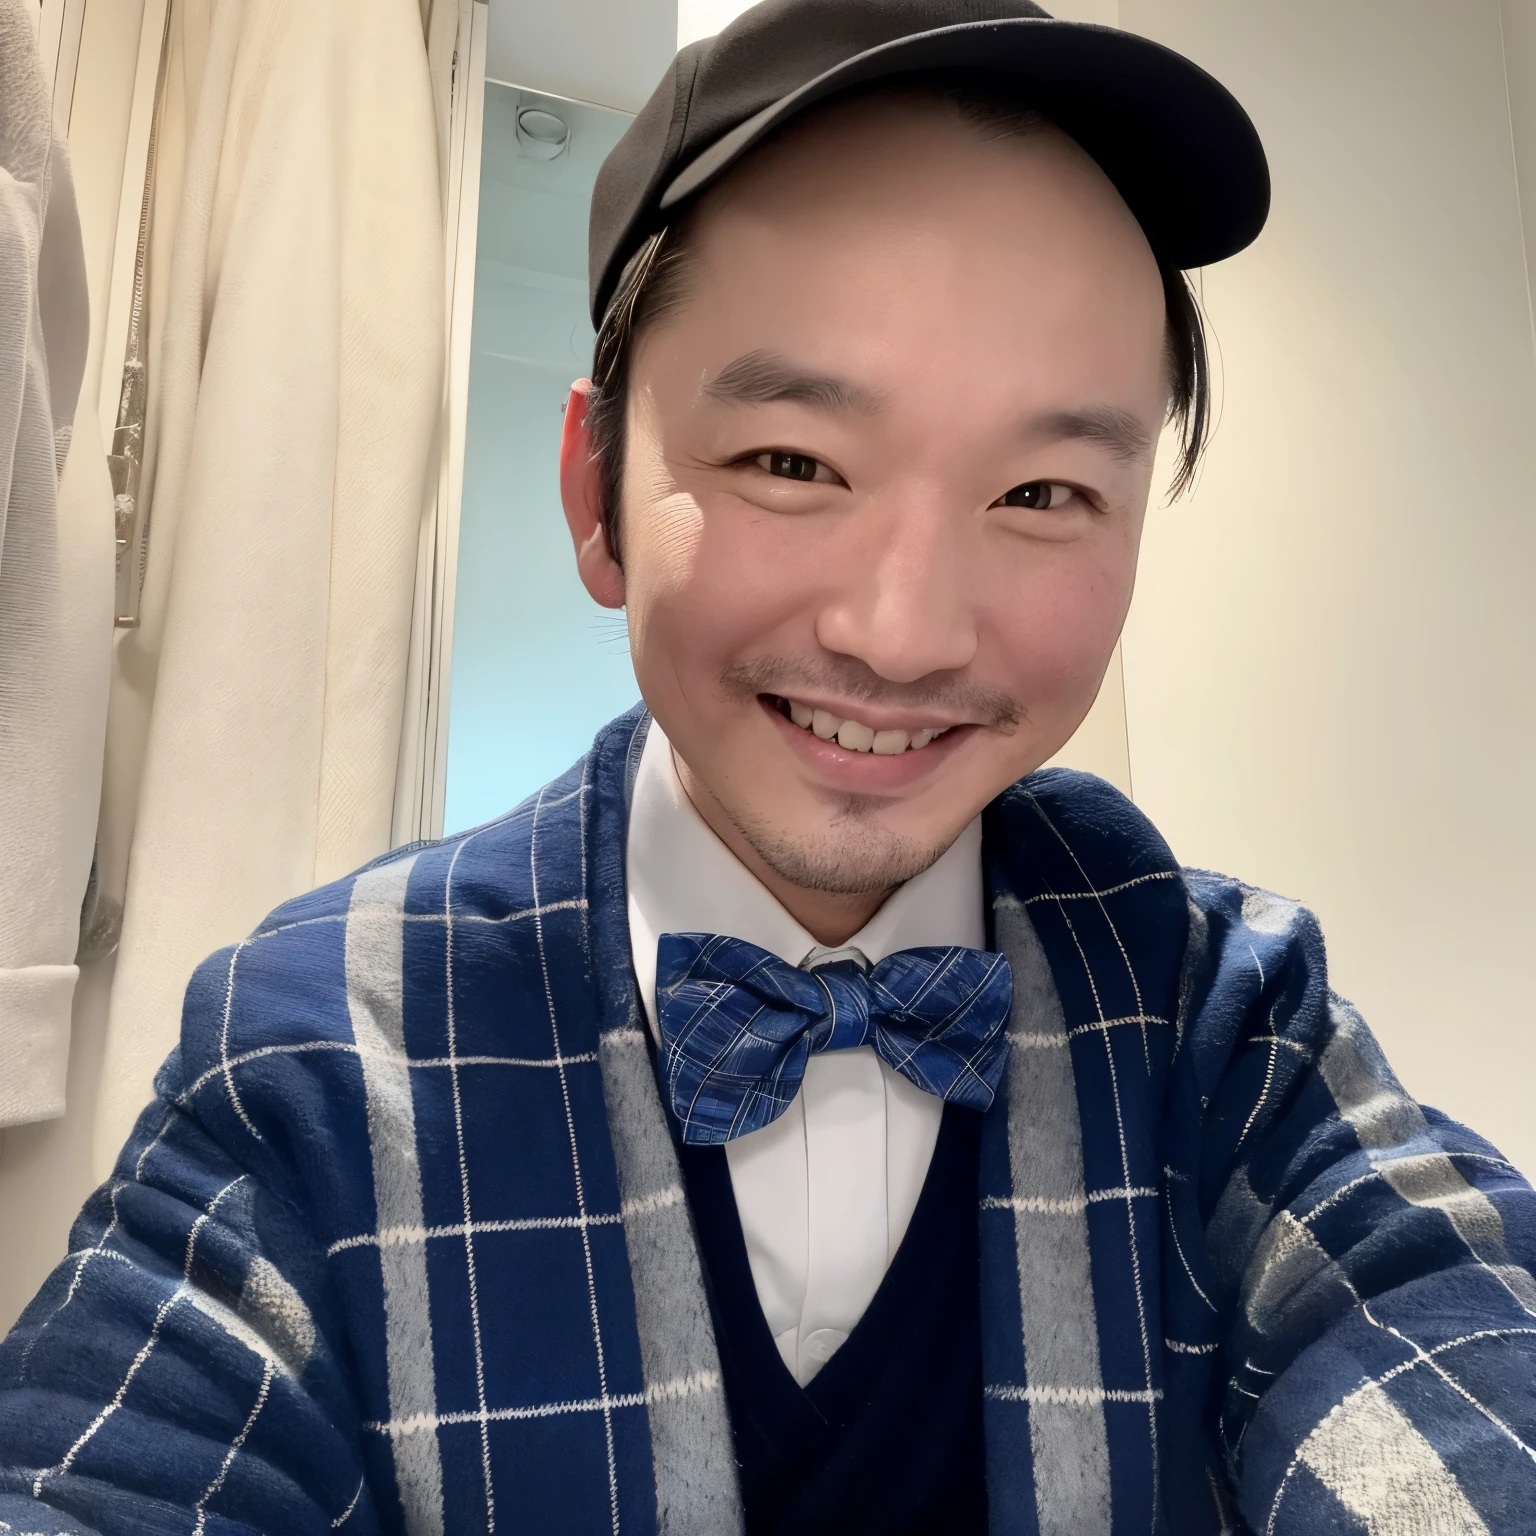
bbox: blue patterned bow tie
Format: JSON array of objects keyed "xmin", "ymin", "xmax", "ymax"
[{"xmin": 655, "ymin": 933, "xmax": 1014, "ymax": 1146}]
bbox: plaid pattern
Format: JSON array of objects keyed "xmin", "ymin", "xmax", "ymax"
[
  {"xmin": 0, "ymin": 704, "xmax": 1530, "ymax": 1535},
  {"xmin": 978, "ymin": 782, "xmax": 1536, "ymax": 1534},
  {"xmin": 655, "ymin": 934, "xmax": 1013, "ymax": 1143}
]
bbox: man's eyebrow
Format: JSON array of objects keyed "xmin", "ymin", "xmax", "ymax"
[
  {"xmin": 701, "ymin": 348, "xmax": 886, "ymax": 415},
  {"xmin": 1033, "ymin": 406, "xmax": 1155, "ymax": 466}
]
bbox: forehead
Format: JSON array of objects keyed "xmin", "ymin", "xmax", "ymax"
[{"xmin": 644, "ymin": 92, "xmax": 1167, "ymax": 405}]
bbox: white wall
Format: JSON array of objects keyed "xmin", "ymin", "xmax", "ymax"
[
  {"xmin": 487, "ymin": 0, "xmax": 675, "ymax": 110},
  {"xmin": 677, "ymin": 0, "xmax": 749, "ymax": 46}
]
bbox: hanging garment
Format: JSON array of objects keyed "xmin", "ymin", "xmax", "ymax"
[
  {"xmin": 92, "ymin": 0, "xmax": 445, "ymax": 1171},
  {"xmin": 0, "ymin": 0, "xmax": 111, "ymax": 1127},
  {"xmin": 1, "ymin": 707, "xmax": 1533, "ymax": 1534}
]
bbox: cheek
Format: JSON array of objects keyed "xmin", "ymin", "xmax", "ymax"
[
  {"xmin": 624, "ymin": 490, "xmax": 813, "ymax": 691},
  {"xmin": 984, "ymin": 542, "xmax": 1137, "ymax": 716},
  {"xmin": 622, "ymin": 490, "xmax": 703, "ymax": 671}
]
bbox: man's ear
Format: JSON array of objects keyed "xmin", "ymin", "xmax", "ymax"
[{"xmin": 560, "ymin": 379, "xmax": 626, "ymax": 609}]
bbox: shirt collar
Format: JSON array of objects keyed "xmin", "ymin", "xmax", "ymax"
[{"xmin": 626, "ymin": 717, "xmax": 985, "ymax": 1037}]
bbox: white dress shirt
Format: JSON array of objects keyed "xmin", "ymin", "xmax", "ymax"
[{"xmin": 626, "ymin": 720, "xmax": 984, "ymax": 1385}]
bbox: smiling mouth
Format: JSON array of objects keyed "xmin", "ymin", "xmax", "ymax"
[{"xmin": 765, "ymin": 695, "xmax": 957, "ymax": 756}]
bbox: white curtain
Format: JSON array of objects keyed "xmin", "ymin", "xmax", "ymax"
[
  {"xmin": 0, "ymin": 0, "xmax": 111, "ymax": 1130},
  {"xmin": 91, "ymin": 0, "xmax": 445, "ymax": 1168}
]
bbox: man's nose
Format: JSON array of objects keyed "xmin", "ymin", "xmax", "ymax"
[{"xmin": 814, "ymin": 496, "xmax": 980, "ymax": 685}]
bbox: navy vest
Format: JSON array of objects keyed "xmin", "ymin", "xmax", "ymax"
[{"xmin": 680, "ymin": 1102, "xmax": 988, "ymax": 1534}]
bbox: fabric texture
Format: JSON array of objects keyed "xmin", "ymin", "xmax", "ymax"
[
  {"xmin": 0, "ymin": 706, "xmax": 1533, "ymax": 1535},
  {"xmin": 656, "ymin": 934, "xmax": 1013, "ymax": 1144},
  {"xmin": 627, "ymin": 714, "xmax": 968, "ymax": 1384},
  {"xmin": 90, "ymin": 0, "xmax": 445, "ymax": 1174},
  {"xmin": 0, "ymin": 0, "xmax": 109, "ymax": 1127}
]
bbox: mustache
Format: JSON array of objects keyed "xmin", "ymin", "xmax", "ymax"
[{"xmin": 720, "ymin": 655, "xmax": 1023, "ymax": 731}]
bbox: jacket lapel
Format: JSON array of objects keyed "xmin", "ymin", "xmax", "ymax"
[
  {"xmin": 980, "ymin": 771, "xmax": 1188, "ymax": 1535},
  {"xmin": 584, "ymin": 708, "xmax": 745, "ymax": 1534}
]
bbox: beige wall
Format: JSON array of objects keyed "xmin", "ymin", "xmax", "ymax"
[
  {"xmin": 1044, "ymin": 0, "xmax": 1119, "ymax": 23},
  {"xmin": 1118, "ymin": 0, "xmax": 1536, "ymax": 1175}
]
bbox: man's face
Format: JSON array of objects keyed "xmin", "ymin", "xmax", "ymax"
[{"xmin": 566, "ymin": 95, "xmax": 1168, "ymax": 901}]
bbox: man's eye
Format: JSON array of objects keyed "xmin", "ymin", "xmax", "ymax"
[
  {"xmin": 753, "ymin": 452, "xmax": 834, "ymax": 482},
  {"xmin": 996, "ymin": 481, "xmax": 1078, "ymax": 510}
]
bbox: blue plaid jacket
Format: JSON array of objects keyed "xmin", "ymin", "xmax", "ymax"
[{"xmin": 2, "ymin": 706, "xmax": 1533, "ymax": 1534}]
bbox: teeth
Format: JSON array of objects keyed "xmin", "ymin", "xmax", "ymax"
[{"xmin": 782, "ymin": 699, "xmax": 947, "ymax": 755}]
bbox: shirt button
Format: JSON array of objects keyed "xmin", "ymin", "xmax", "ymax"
[{"xmin": 802, "ymin": 1328, "xmax": 849, "ymax": 1364}]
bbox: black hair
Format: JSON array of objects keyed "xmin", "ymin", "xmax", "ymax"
[{"xmin": 584, "ymin": 73, "xmax": 1211, "ymax": 564}]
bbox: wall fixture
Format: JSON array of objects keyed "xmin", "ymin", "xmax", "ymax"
[{"xmin": 516, "ymin": 107, "xmax": 570, "ymax": 160}]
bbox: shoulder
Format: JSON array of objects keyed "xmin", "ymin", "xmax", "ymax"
[
  {"xmin": 1176, "ymin": 866, "xmax": 1330, "ymax": 1015},
  {"xmin": 990, "ymin": 767, "xmax": 1180, "ymax": 884},
  {"xmin": 992, "ymin": 766, "xmax": 1326, "ymax": 955},
  {"xmin": 988, "ymin": 769, "xmax": 1334, "ymax": 1033},
  {"xmin": 164, "ymin": 755, "xmax": 596, "ymax": 1123},
  {"xmin": 986, "ymin": 767, "xmax": 1188, "ymax": 933},
  {"xmin": 255, "ymin": 753, "xmax": 592, "ymax": 939}
]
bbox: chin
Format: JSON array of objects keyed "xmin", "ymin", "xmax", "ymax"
[{"xmin": 727, "ymin": 794, "xmax": 957, "ymax": 898}]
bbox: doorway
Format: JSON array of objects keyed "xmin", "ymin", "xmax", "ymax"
[{"xmin": 443, "ymin": 85, "xmax": 637, "ymax": 834}]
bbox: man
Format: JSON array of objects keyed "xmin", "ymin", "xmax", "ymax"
[{"xmin": 2, "ymin": 2, "xmax": 1533, "ymax": 1532}]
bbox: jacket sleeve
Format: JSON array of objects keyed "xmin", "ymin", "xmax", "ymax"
[
  {"xmin": 1174, "ymin": 875, "xmax": 1536, "ymax": 1535},
  {"xmin": 0, "ymin": 999, "xmax": 382, "ymax": 1532}
]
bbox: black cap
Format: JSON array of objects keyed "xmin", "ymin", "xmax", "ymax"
[{"xmin": 589, "ymin": 0, "xmax": 1269, "ymax": 327}]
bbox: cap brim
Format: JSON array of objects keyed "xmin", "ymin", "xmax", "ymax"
[{"xmin": 658, "ymin": 17, "xmax": 1268, "ymax": 270}]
